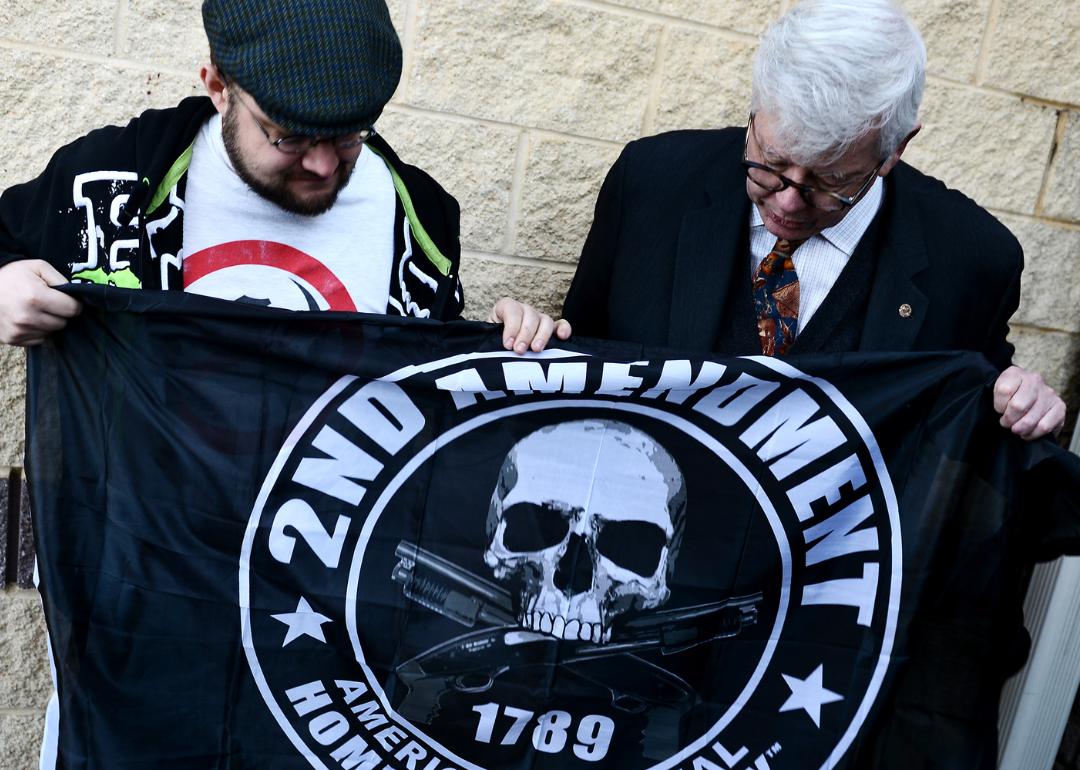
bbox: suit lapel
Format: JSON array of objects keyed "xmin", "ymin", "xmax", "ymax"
[
  {"xmin": 860, "ymin": 167, "xmax": 929, "ymax": 352},
  {"xmin": 668, "ymin": 192, "xmax": 750, "ymax": 351}
]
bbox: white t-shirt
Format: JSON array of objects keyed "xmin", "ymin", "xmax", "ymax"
[{"xmin": 182, "ymin": 114, "xmax": 396, "ymax": 312}]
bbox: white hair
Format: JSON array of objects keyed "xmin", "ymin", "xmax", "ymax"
[{"xmin": 750, "ymin": 0, "xmax": 926, "ymax": 165}]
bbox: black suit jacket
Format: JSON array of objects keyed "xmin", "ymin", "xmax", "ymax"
[
  {"xmin": 562, "ymin": 128, "xmax": 1030, "ymax": 769},
  {"xmin": 563, "ymin": 128, "xmax": 1023, "ymax": 371}
]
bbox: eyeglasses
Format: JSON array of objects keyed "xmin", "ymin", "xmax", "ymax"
[
  {"xmin": 233, "ymin": 91, "xmax": 374, "ymax": 154},
  {"xmin": 741, "ymin": 114, "xmax": 884, "ymax": 212}
]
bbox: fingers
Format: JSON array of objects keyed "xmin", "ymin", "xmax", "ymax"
[
  {"xmin": 1005, "ymin": 390, "xmax": 1067, "ymax": 440},
  {"xmin": 489, "ymin": 296, "xmax": 534, "ymax": 354},
  {"xmin": 992, "ymin": 365, "xmax": 1023, "ymax": 416},
  {"xmin": 993, "ymin": 365, "xmax": 1067, "ymax": 441},
  {"xmin": 36, "ymin": 260, "xmax": 72, "ymax": 289},
  {"xmin": 1036, "ymin": 398, "xmax": 1067, "ymax": 440},
  {"xmin": 525, "ymin": 313, "xmax": 553, "ymax": 353},
  {"xmin": 0, "ymin": 260, "xmax": 81, "ymax": 346},
  {"xmin": 490, "ymin": 297, "xmax": 571, "ymax": 354}
]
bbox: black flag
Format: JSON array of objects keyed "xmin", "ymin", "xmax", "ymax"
[{"xmin": 27, "ymin": 285, "xmax": 1080, "ymax": 770}]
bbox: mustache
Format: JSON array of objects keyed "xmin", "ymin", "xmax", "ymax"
[{"xmin": 283, "ymin": 165, "xmax": 351, "ymax": 183}]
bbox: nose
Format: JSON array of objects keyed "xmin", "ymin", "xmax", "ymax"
[
  {"xmin": 300, "ymin": 141, "xmax": 340, "ymax": 178},
  {"xmin": 554, "ymin": 532, "xmax": 594, "ymax": 596},
  {"xmin": 770, "ymin": 183, "xmax": 808, "ymax": 213}
]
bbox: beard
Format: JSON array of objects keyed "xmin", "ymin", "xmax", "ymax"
[{"xmin": 221, "ymin": 103, "xmax": 355, "ymax": 217}]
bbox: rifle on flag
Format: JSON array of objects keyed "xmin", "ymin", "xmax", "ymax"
[{"xmin": 392, "ymin": 540, "xmax": 761, "ymax": 654}]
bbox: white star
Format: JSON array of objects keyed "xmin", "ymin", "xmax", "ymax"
[
  {"xmin": 272, "ymin": 597, "xmax": 332, "ymax": 647},
  {"xmin": 779, "ymin": 664, "xmax": 844, "ymax": 727}
]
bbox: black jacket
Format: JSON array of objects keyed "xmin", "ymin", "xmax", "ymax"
[
  {"xmin": 0, "ymin": 96, "xmax": 464, "ymax": 320},
  {"xmin": 563, "ymin": 128, "xmax": 1022, "ymax": 371},
  {"xmin": 562, "ymin": 128, "xmax": 1032, "ymax": 770}
]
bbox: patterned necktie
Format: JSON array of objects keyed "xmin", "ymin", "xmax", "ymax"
[{"xmin": 752, "ymin": 237, "xmax": 806, "ymax": 356}]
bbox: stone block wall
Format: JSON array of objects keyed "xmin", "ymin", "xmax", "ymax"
[
  {"xmin": 2, "ymin": 0, "xmax": 1080, "ymax": 767},
  {"xmin": 0, "ymin": 468, "xmax": 44, "ymax": 770}
]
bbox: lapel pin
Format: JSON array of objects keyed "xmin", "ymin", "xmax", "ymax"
[{"xmin": 899, "ymin": 304, "xmax": 912, "ymax": 318}]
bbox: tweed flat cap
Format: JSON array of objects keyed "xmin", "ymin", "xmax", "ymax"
[{"xmin": 203, "ymin": 0, "xmax": 402, "ymax": 136}]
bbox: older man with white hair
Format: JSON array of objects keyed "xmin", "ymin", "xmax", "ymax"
[
  {"xmin": 543, "ymin": 1, "xmax": 1065, "ymax": 766},
  {"xmin": 558, "ymin": 0, "xmax": 1064, "ymax": 442}
]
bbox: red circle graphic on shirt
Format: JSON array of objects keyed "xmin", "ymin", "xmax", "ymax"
[{"xmin": 183, "ymin": 240, "xmax": 357, "ymax": 311}]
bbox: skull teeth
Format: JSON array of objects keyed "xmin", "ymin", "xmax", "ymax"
[{"xmin": 522, "ymin": 611, "xmax": 604, "ymax": 643}]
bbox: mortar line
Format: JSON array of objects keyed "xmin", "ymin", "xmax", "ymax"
[
  {"xmin": 0, "ymin": 38, "xmax": 193, "ymax": 79},
  {"xmin": 0, "ymin": 708, "xmax": 48, "ymax": 717},
  {"xmin": 1009, "ymin": 322, "xmax": 1080, "ymax": 337},
  {"xmin": 925, "ymin": 73, "xmax": 1080, "ymax": 112},
  {"xmin": 3, "ymin": 581, "xmax": 41, "ymax": 599},
  {"xmin": 394, "ymin": 0, "xmax": 419, "ymax": 105},
  {"xmin": 641, "ymin": 24, "xmax": 671, "ymax": 138},
  {"xmin": 974, "ymin": 0, "xmax": 1003, "ymax": 86},
  {"xmin": 381, "ymin": 103, "xmax": 627, "ymax": 150},
  {"xmin": 114, "ymin": 0, "xmax": 130, "ymax": 57},
  {"xmin": 551, "ymin": 0, "xmax": 760, "ymax": 43},
  {"xmin": 1020, "ymin": 96, "xmax": 1080, "ymax": 112},
  {"xmin": 462, "ymin": 249, "xmax": 579, "ymax": 271},
  {"xmin": 1033, "ymin": 111, "xmax": 1069, "ymax": 217},
  {"xmin": 987, "ymin": 207, "xmax": 1080, "ymax": 232},
  {"xmin": 502, "ymin": 132, "xmax": 532, "ymax": 254}
]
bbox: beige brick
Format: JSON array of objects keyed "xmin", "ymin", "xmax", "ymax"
[
  {"xmin": 459, "ymin": 255, "xmax": 575, "ymax": 322},
  {"xmin": 515, "ymin": 138, "xmax": 622, "ymax": 262},
  {"xmin": 386, "ymin": 0, "xmax": 410, "ymax": 104},
  {"xmin": 901, "ymin": 83, "xmax": 1057, "ymax": 216},
  {"xmin": 0, "ymin": 52, "xmax": 201, "ymax": 190},
  {"xmin": 0, "ymin": 712, "xmax": 46, "ymax": 770},
  {"xmin": 0, "ymin": 588, "xmax": 51, "ymax": 710},
  {"xmin": 652, "ymin": 28, "xmax": 755, "ymax": 134},
  {"xmin": 1041, "ymin": 111, "xmax": 1080, "ymax": 224},
  {"xmin": 602, "ymin": 0, "xmax": 778, "ymax": 34},
  {"xmin": 1008, "ymin": 325, "xmax": 1080, "ymax": 407},
  {"xmin": 408, "ymin": 0, "xmax": 660, "ymax": 142},
  {"xmin": 999, "ymin": 214, "xmax": 1080, "ymax": 334},
  {"xmin": 984, "ymin": 1, "xmax": 1080, "ymax": 106},
  {"xmin": 0, "ymin": 0, "xmax": 115, "ymax": 55},
  {"xmin": 0, "ymin": 346, "xmax": 25, "ymax": 468},
  {"xmin": 385, "ymin": 0, "xmax": 407, "ymax": 35},
  {"xmin": 905, "ymin": 0, "xmax": 993, "ymax": 83},
  {"xmin": 123, "ymin": 0, "xmax": 208, "ymax": 73},
  {"xmin": 377, "ymin": 112, "xmax": 519, "ymax": 254}
]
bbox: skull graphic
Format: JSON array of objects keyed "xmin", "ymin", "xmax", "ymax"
[{"xmin": 484, "ymin": 419, "xmax": 686, "ymax": 644}]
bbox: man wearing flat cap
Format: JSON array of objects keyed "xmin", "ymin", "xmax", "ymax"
[{"xmin": 0, "ymin": 0, "xmax": 564, "ymax": 350}]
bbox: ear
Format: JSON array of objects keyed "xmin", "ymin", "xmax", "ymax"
[
  {"xmin": 879, "ymin": 123, "xmax": 921, "ymax": 176},
  {"xmin": 200, "ymin": 63, "xmax": 229, "ymax": 116}
]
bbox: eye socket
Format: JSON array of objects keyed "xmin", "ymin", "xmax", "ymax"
[
  {"xmin": 501, "ymin": 502, "xmax": 571, "ymax": 552},
  {"xmin": 595, "ymin": 520, "xmax": 667, "ymax": 577}
]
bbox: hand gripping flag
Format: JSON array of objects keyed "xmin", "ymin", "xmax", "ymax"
[{"xmin": 25, "ymin": 285, "xmax": 1080, "ymax": 770}]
